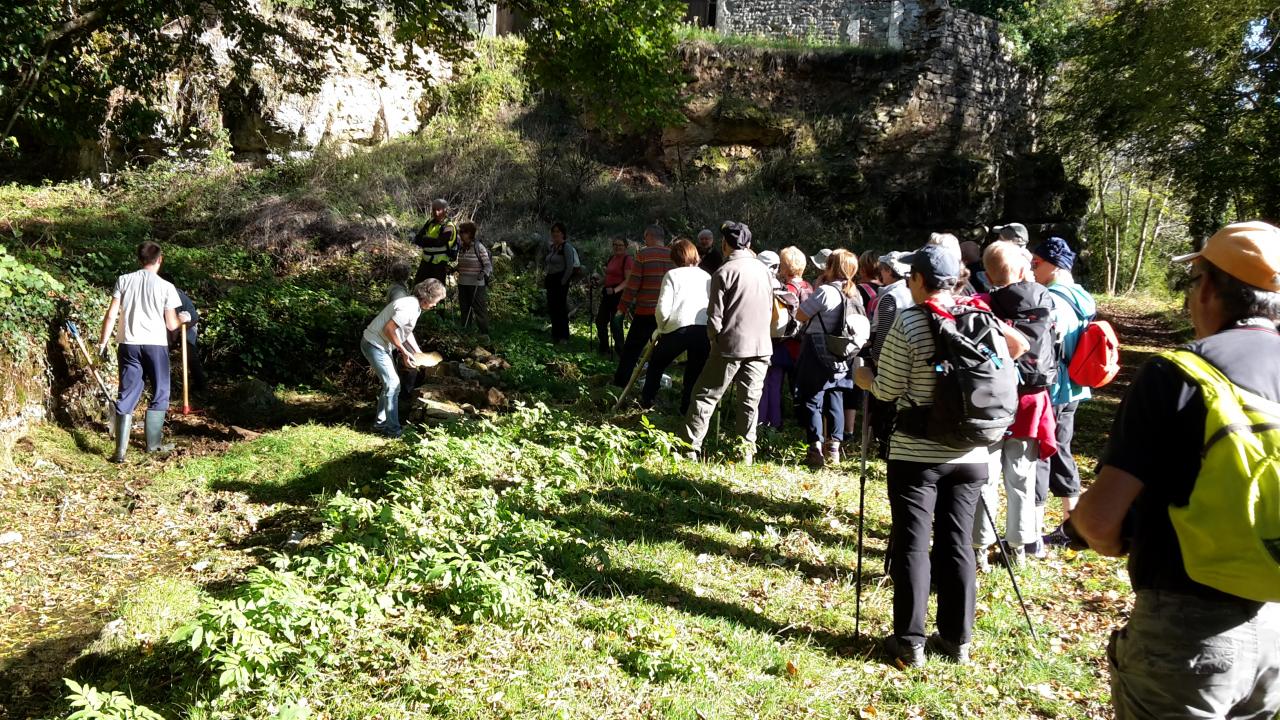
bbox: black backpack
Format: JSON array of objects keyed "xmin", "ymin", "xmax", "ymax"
[
  {"xmin": 897, "ymin": 302, "xmax": 1019, "ymax": 449},
  {"xmin": 988, "ymin": 282, "xmax": 1058, "ymax": 390},
  {"xmin": 808, "ymin": 284, "xmax": 871, "ymax": 370}
]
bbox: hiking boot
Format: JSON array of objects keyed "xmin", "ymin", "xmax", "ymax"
[
  {"xmin": 1025, "ymin": 537, "xmax": 1047, "ymax": 560},
  {"xmin": 882, "ymin": 635, "xmax": 925, "ymax": 668},
  {"xmin": 144, "ymin": 410, "xmax": 174, "ymax": 454},
  {"xmin": 109, "ymin": 414, "xmax": 131, "ymax": 464},
  {"xmin": 823, "ymin": 440, "xmax": 841, "ymax": 466},
  {"xmin": 1043, "ymin": 524, "xmax": 1072, "ymax": 548},
  {"xmin": 926, "ymin": 633, "xmax": 971, "ymax": 665},
  {"xmin": 804, "ymin": 442, "xmax": 825, "ymax": 469},
  {"xmin": 1002, "ymin": 544, "xmax": 1027, "ymax": 568},
  {"xmin": 974, "ymin": 546, "xmax": 992, "ymax": 574}
]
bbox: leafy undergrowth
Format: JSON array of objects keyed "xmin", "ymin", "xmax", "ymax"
[{"xmin": 9, "ymin": 295, "xmax": 1182, "ymax": 719}]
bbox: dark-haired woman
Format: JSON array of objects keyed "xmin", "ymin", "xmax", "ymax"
[
  {"xmin": 543, "ymin": 222, "xmax": 579, "ymax": 344},
  {"xmin": 596, "ymin": 238, "xmax": 634, "ymax": 355},
  {"xmin": 456, "ymin": 222, "xmax": 493, "ymax": 335}
]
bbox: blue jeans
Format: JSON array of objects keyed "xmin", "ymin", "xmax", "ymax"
[
  {"xmin": 116, "ymin": 344, "xmax": 170, "ymax": 415},
  {"xmin": 1109, "ymin": 591, "xmax": 1280, "ymax": 720},
  {"xmin": 361, "ymin": 340, "xmax": 401, "ymax": 433}
]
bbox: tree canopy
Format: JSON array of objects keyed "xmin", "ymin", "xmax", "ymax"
[
  {"xmin": 1052, "ymin": 0, "xmax": 1280, "ymax": 237},
  {"xmin": 0, "ymin": 0, "xmax": 686, "ymax": 153}
]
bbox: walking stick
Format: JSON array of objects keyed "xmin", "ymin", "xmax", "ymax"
[
  {"xmin": 982, "ymin": 502, "xmax": 1039, "ymax": 640},
  {"xmin": 180, "ymin": 322, "xmax": 192, "ymax": 415},
  {"xmin": 611, "ymin": 336, "xmax": 656, "ymax": 413},
  {"xmin": 855, "ymin": 389, "xmax": 870, "ymax": 639}
]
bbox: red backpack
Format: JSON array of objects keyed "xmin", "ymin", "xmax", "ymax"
[{"xmin": 1067, "ymin": 319, "xmax": 1120, "ymax": 388}]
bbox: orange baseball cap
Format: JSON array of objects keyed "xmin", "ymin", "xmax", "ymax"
[{"xmin": 1173, "ymin": 221, "xmax": 1280, "ymax": 292}]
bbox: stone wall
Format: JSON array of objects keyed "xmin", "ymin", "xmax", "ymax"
[
  {"xmin": 665, "ymin": 0, "xmax": 1087, "ymax": 241},
  {"xmin": 714, "ymin": 0, "xmax": 928, "ymax": 48}
]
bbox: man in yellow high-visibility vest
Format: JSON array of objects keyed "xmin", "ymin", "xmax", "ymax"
[{"xmin": 413, "ymin": 198, "xmax": 458, "ymax": 283}]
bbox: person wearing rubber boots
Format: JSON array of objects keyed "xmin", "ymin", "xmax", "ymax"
[{"xmin": 97, "ymin": 241, "xmax": 189, "ymax": 463}]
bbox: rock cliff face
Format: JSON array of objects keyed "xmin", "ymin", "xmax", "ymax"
[{"xmin": 666, "ymin": 0, "xmax": 1087, "ymax": 242}]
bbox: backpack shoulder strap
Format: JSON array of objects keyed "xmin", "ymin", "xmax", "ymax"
[
  {"xmin": 1159, "ymin": 350, "xmax": 1233, "ymax": 402},
  {"xmin": 1049, "ymin": 284, "xmax": 1094, "ymax": 322}
]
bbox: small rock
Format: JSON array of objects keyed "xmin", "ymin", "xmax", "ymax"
[
  {"xmin": 190, "ymin": 560, "xmax": 211, "ymax": 572},
  {"xmin": 486, "ymin": 388, "xmax": 507, "ymax": 408},
  {"xmin": 98, "ymin": 618, "xmax": 127, "ymax": 641},
  {"xmin": 0, "ymin": 531, "xmax": 22, "ymax": 545},
  {"xmin": 230, "ymin": 425, "xmax": 263, "ymax": 440},
  {"xmin": 471, "ymin": 346, "xmax": 492, "ymax": 360}
]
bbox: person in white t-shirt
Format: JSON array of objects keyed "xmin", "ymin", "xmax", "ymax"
[
  {"xmin": 97, "ymin": 241, "xmax": 190, "ymax": 463},
  {"xmin": 361, "ymin": 279, "xmax": 446, "ymax": 438}
]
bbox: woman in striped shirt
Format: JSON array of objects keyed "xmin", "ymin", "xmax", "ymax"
[
  {"xmin": 455, "ymin": 222, "xmax": 493, "ymax": 335},
  {"xmin": 854, "ymin": 244, "xmax": 1018, "ymax": 668}
]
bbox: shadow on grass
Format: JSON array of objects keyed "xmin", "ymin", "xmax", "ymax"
[
  {"xmin": 525, "ymin": 467, "xmax": 889, "ymax": 658},
  {"xmin": 207, "ymin": 447, "xmax": 393, "ymax": 504}
]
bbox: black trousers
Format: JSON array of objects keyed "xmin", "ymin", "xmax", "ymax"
[
  {"xmin": 640, "ymin": 325, "xmax": 710, "ymax": 415},
  {"xmin": 613, "ymin": 314, "xmax": 658, "ymax": 387},
  {"xmin": 887, "ymin": 459, "xmax": 986, "ymax": 646},
  {"xmin": 1036, "ymin": 401, "xmax": 1081, "ymax": 505},
  {"xmin": 458, "ymin": 285, "xmax": 489, "ymax": 334},
  {"xmin": 415, "ymin": 259, "xmax": 449, "ymax": 284},
  {"xmin": 595, "ymin": 290, "xmax": 623, "ymax": 352},
  {"xmin": 544, "ymin": 274, "xmax": 571, "ymax": 341}
]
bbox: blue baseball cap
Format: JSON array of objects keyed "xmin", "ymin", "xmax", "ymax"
[{"xmin": 901, "ymin": 244, "xmax": 961, "ymax": 285}]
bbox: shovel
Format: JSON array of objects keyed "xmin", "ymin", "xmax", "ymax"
[{"xmin": 66, "ymin": 321, "xmax": 115, "ymax": 436}]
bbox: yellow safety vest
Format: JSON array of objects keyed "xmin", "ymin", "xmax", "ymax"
[{"xmin": 419, "ymin": 220, "xmax": 457, "ymax": 264}]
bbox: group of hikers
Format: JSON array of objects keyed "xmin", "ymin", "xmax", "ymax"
[{"xmin": 95, "ymin": 203, "xmax": 1280, "ymax": 718}]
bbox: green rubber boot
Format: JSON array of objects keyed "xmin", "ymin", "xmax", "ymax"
[
  {"xmin": 110, "ymin": 414, "xmax": 131, "ymax": 463},
  {"xmin": 144, "ymin": 410, "xmax": 174, "ymax": 454}
]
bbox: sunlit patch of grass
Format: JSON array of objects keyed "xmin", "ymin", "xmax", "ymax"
[{"xmin": 149, "ymin": 423, "xmax": 389, "ymax": 503}]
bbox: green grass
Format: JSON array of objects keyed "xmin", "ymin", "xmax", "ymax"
[
  {"xmin": 11, "ymin": 286, "xmax": 1185, "ymax": 720},
  {"xmin": 46, "ymin": 366, "xmax": 1132, "ymax": 719},
  {"xmin": 150, "ymin": 424, "xmax": 391, "ymax": 503}
]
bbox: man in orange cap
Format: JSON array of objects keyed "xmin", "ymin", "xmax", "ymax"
[{"xmin": 1072, "ymin": 221, "xmax": 1280, "ymax": 719}]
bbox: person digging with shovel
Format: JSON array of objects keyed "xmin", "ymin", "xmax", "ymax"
[{"xmin": 97, "ymin": 241, "xmax": 190, "ymax": 463}]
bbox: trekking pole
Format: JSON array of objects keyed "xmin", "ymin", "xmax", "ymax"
[
  {"xmin": 611, "ymin": 336, "xmax": 656, "ymax": 413},
  {"xmin": 855, "ymin": 386, "xmax": 870, "ymax": 639},
  {"xmin": 982, "ymin": 502, "xmax": 1038, "ymax": 641}
]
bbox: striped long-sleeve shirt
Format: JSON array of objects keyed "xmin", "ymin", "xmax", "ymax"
[
  {"xmin": 456, "ymin": 241, "xmax": 493, "ymax": 287},
  {"xmin": 871, "ymin": 279, "xmax": 913, "ymax": 365},
  {"xmin": 620, "ymin": 244, "xmax": 674, "ymax": 317},
  {"xmin": 870, "ymin": 305, "xmax": 988, "ymax": 465}
]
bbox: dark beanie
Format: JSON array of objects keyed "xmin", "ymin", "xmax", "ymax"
[
  {"xmin": 1033, "ymin": 236, "xmax": 1076, "ymax": 272},
  {"xmin": 721, "ymin": 221, "xmax": 752, "ymax": 250}
]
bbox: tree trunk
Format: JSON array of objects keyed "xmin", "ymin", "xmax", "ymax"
[{"xmin": 1126, "ymin": 180, "xmax": 1168, "ymax": 294}]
